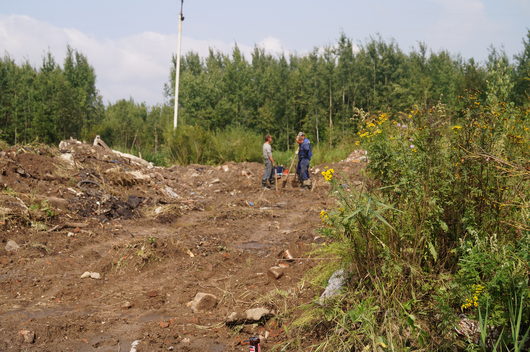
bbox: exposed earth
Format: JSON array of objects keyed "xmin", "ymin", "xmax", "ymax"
[{"xmin": 0, "ymin": 140, "xmax": 364, "ymax": 351}]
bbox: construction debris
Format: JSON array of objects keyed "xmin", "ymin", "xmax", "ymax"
[{"xmin": 318, "ymin": 269, "xmax": 347, "ymax": 305}]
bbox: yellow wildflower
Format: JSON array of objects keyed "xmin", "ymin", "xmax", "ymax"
[
  {"xmin": 321, "ymin": 168, "xmax": 335, "ymax": 182},
  {"xmin": 452, "ymin": 125, "xmax": 462, "ymax": 130},
  {"xmin": 358, "ymin": 131, "xmax": 369, "ymax": 138}
]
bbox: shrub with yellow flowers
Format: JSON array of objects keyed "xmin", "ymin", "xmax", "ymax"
[{"xmin": 461, "ymin": 284, "xmax": 485, "ymax": 310}]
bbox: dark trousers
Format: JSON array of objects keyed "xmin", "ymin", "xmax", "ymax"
[{"xmin": 297, "ymin": 158, "xmax": 310, "ymax": 181}]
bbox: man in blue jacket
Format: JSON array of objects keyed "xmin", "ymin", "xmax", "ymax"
[{"xmin": 296, "ymin": 132, "xmax": 312, "ymax": 189}]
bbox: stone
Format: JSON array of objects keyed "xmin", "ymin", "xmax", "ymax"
[
  {"xmin": 187, "ymin": 292, "xmax": 218, "ymax": 313},
  {"xmin": 19, "ymin": 330, "xmax": 35, "ymax": 344},
  {"xmin": 318, "ymin": 269, "xmax": 346, "ymax": 305},
  {"xmin": 80, "ymin": 271, "xmax": 101, "ymax": 280},
  {"xmin": 163, "ymin": 186, "xmax": 180, "ymax": 199},
  {"xmin": 244, "ymin": 307, "xmax": 271, "ymax": 321},
  {"xmin": 227, "ymin": 307, "xmax": 273, "ymax": 325},
  {"xmin": 159, "ymin": 321, "xmax": 170, "ymax": 328},
  {"xmin": 267, "ymin": 266, "xmax": 284, "ymax": 280},
  {"xmin": 58, "ymin": 152, "xmax": 75, "ymax": 166},
  {"xmin": 5, "ymin": 240, "xmax": 20, "ymax": 252},
  {"xmin": 121, "ymin": 301, "xmax": 133, "ymax": 309}
]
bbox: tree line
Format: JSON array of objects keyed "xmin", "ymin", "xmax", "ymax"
[{"xmin": 0, "ymin": 32, "xmax": 528, "ymax": 160}]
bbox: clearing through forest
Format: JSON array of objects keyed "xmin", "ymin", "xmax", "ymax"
[{"xmin": 0, "ymin": 140, "xmax": 364, "ymax": 351}]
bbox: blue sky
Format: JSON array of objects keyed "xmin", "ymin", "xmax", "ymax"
[{"xmin": 1, "ymin": 0, "xmax": 528, "ymax": 104}]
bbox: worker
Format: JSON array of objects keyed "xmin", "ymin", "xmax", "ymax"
[
  {"xmin": 296, "ymin": 132, "xmax": 312, "ymax": 189},
  {"xmin": 261, "ymin": 134, "xmax": 275, "ymax": 189}
]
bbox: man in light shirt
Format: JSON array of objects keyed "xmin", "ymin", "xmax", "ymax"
[{"xmin": 262, "ymin": 134, "xmax": 275, "ymax": 189}]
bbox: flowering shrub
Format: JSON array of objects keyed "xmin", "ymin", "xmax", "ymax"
[{"xmin": 297, "ymin": 98, "xmax": 529, "ymax": 351}]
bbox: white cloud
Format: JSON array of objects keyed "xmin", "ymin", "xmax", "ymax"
[
  {"xmin": 258, "ymin": 36, "xmax": 288, "ymax": 56},
  {"xmin": 0, "ymin": 15, "xmax": 286, "ymax": 104}
]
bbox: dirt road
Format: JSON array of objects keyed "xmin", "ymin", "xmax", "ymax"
[{"xmin": 0, "ymin": 141, "xmax": 363, "ymax": 351}]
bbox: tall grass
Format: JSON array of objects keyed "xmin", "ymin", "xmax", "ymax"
[{"xmin": 164, "ymin": 125, "xmax": 263, "ymax": 165}]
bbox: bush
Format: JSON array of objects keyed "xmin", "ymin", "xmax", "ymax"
[{"xmin": 286, "ymin": 99, "xmax": 529, "ymax": 351}]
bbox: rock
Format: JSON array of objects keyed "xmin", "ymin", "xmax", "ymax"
[
  {"xmin": 187, "ymin": 292, "xmax": 218, "ymax": 313},
  {"xmin": 318, "ymin": 269, "xmax": 346, "ymax": 305},
  {"xmin": 15, "ymin": 167, "xmax": 28, "ymax": 177},
  {"xmin": 267, "ymin": 266, "xmax": 284, "ymax": 280},
  {"xmin": 245, "ymin": 307, "xmax": 272, "ymax": 321},
  {"xmin": 80, "ymin": 271, "xmax": 101, "ymax": 280},
  {"xmin": 163, "ymin": 186, "xmax": 180, "ymax": 199},
  {"xmin": 127, "ymin": 195, "xmax": 142, "ymax": 208},
  {"xmin": 226, "ymin": 307, "xmax": 273, "ymax": 325},
  {"xmin": 181, "ymin": 338, "xmax": 191, "ymax": 344},
  {"xmin": 222, "ymin": 165, "xmax": 229, "ymax": 172},
  {"xmin": 121, "ymin": 301, "xmax": 133, "ymax": 309},
  {"xmin": 58, "ymin": 152, "xmax": 75, "ymax": 166},
  {"xmin": 19, "ymin": 330, "xmax": 35, "ymax": 344},
  {"xmin": 5, "ymin": 240, "xmax": 20, "ymax": 252},
  {"xmin": 455, "ymin": 316, "xmax": 480, "ymax": 343},
  {"xmin": 159, "ymin": 321, "xmax": 170, "ymax": 328}
]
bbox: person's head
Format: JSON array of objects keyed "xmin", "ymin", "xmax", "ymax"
[
  {"xmin": 265, "ymin": 134, "xmax": 272, "ymax": 143},
  {"xmin": 296, "ymin": 131, "xmax": 305, "ymax": 144}
]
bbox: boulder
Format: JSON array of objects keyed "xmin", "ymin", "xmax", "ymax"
[
  {"xmin": 19, "ymin": 330, "xmax": 35, "ymax": 344},
  {"xmin": 226, "ymin": 307, "xmax": 273, "ymax": 325},
  {"xmin": 187, "ymin": 292, "xmax": 218, "ymax": 313},
  {"xmin": 80, "ymin": 271, "xmax": 101, "ymax": 280},
  {"xmin": 5, "ymin": 240, "xmax": 20, "ymax": 252}
]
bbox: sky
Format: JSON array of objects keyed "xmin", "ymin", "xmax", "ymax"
[{"xmin": 0, "ymin": 0, "xmax": 528, "ymax": 105}]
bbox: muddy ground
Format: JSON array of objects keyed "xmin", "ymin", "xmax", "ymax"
[{"xmin": 0, "ymin": 141, "xmax": 364, "ymax": 351}]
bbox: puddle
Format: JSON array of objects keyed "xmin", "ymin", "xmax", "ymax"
[{"xmin": 0, "ymin": 305, "xmax": 77, "ymax": 319}]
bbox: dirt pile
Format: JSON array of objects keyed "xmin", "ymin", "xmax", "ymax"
[{"xmin": 0, "ymin": 140, "xmax": 364, "ymax": 351}]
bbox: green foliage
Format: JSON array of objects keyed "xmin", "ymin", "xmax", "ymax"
[
  {"xmin": 164, "ymin": 125, "xmax": 263, "ymax": 165},
  {"xmin": 288, "ymin": 98, "xmax": 529, "ymax": 351}
]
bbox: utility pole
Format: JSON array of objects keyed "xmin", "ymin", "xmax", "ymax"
[{"xmin": 173, "ymin": 0, "xmax": 184, "ymax": 129}]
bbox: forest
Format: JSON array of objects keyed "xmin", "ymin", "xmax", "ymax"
[{"xmin": 1, "ymin": 32, "xmax": 528, "ymax": 164}]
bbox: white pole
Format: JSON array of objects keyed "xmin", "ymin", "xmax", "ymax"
[{"xmin": 173, "ymin": 0, "xmax": 184, "ymax": 129}]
